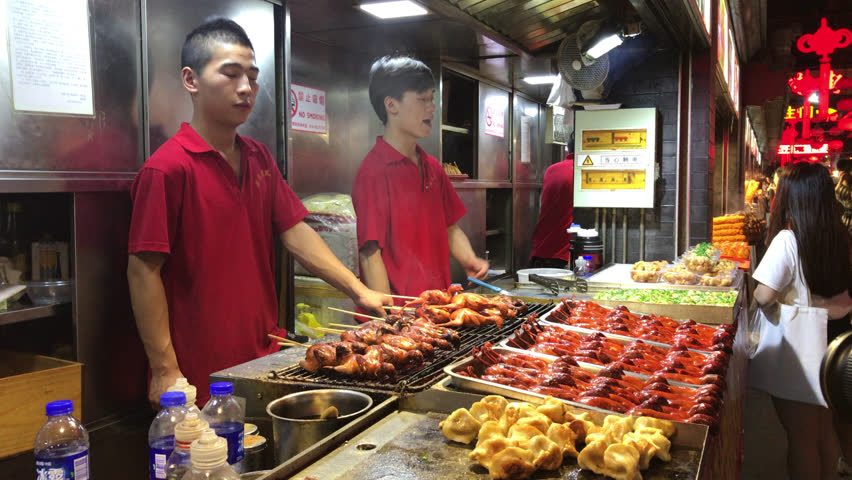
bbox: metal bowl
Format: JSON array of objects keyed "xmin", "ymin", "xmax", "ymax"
[
  {"xmin": 266, "ymin": 389, "xmax": 373, "ymax": 463},
  {"xmin": 24, "ymin": 280, "xmax": 73, "ymax": 305}
]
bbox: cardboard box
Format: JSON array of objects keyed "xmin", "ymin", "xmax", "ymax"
[{"xmin": 0, "ymin": 350, "xmax": 82, "ymax": 458}]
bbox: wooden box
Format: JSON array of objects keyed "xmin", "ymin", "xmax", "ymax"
[{"xmin": 0, "ymin": 350, "xmax": 82, "ymax": 458}]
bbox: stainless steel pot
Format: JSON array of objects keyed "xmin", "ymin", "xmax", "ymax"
[{"xmin": 266, "ymin": 389, "xmax": 372, "ymax": 464}]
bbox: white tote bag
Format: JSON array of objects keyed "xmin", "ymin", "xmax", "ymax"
[{"xmin": 749, "ymin": 297, "xmax": 828, "ymax": 406}]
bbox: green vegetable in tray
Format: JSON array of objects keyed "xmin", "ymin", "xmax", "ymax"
[
  {"xmin": 594, "ymin": 288, "xmax": 737, "ymax": 306},
  {"xmin": 692, "ymin": 242, "xmax": 715, "ymax": 258}
]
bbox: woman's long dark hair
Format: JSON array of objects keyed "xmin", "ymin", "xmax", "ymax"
[{"xmin": 766, "ymin": 162, "xmax": 851, "ymax": 297}]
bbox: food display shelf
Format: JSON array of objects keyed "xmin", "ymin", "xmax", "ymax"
[{"xmin": 586, "ymin": 263, "xmax": 743, "ymax": 293}]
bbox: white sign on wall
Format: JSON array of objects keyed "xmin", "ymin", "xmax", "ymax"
[
  {"xmin": 8, "ymin": 0, "xmax": 94, "ymax": 116},
  {"xmin": 483, "ymin": 96, "xmax": 506, "ymax": 138},
  {"xmin": 290, "ymin": 83, "xmax": 327, "ymax": 134}
]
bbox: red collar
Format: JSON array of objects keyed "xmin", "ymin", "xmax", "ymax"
[
  {"xmin": 174, "ymin": 122, "xmax": 258, "ymax": 155},
  {"xmin": 373, "ymin": 136, "xmax": 428, "ymax": 166}
]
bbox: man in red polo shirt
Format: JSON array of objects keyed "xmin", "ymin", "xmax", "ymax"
[
  {"xmin": 127, "ymin": 19, "xmax": 389, "ymax": 407},
  {"xmin": 530, "ymin": 153, "xmax": 575, "ymax": 268},
  {"xmin": 352, "ymin": 56, "xmax": 488, "ymax": 301}
]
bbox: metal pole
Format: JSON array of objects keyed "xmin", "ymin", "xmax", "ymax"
[
  {"xmin": 611, "ymin": 208, "xmax": 616, "ymax": 263},
  {"xmin": 639, "ymin": 209, "xmax": 645, "ymax": 261},
  {"xmin": 601, "ymin": 208, "xmax": 607, "ymax": 265},
  {"xmin": 594, "ymin": 208, "xmax": 599, "ymax": 232},
  {"xmin": 622, "ymin": 209, "xmax": 628, "ymax": 263}
]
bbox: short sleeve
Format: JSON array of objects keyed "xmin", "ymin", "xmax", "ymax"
[
  {"xmin": 440, "ymin": 169, "xmax": 466, "ymax": 227},
  {"xmin": 753, "ymin": 230, "xmax": 797, "ymax": 292},
  {"xmin": 128, "ymin": 167, "xmax": 180, "ymax": 254},
  {"xmin": 352, "ymin": 164, "xmax": 390, "ymax": 250},
  {"xmin": 264, "ymin": 146, "xmax": 308, "ymax": 234}
]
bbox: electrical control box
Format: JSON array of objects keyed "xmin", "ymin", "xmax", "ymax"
[{"xmin": 573, "ymin": 108, "xmax": 659, "ymax": 208}]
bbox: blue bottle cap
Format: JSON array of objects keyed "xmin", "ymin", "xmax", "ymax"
[
  {"xmin": 45, "ymin": 400, "xmax": 73, "ymax": 416},
  {"xmin": 160, "ymin": 391, "xmax": 187, "ymax": 407},
  {"xmin": 210, "ymin": 382, "xmax": 233, "ymax": 396}
]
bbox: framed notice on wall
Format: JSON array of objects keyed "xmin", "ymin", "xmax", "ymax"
[
  {"xmin": 7, "ymin": 0, "xmax": 94, "ymax": 116},
  {"xmin": 290, "ymin": 83, "xmax": 328, "ymax": 134}
]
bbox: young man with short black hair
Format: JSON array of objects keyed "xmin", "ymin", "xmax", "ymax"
[
  {"xmin": 128, "ymin": 18, "xmax": 389, "ymax": 406},
  {"xmin": 352, "ymin": 56, "xmax": 488, "ymax": 302}
]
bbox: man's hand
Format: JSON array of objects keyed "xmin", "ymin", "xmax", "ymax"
[
  {"xmin": 354, "ymin": 287, "xmax": 393, "ymax": 317},
  {"xmin": 148, "ymin": 367, "xmax": 184, "ymax": 410},
  {"xmin": 464, "ymin": 256, "xmax": 490, "ymax": 280}
]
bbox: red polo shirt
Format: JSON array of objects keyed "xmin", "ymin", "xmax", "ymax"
[
  {"xmin": 352, "ymin": 137, "xmax": 466, "ymax": 299},
  {"xmin": 530, "ymin": 157, "xmax": 574, "ymax": 262},
  {"xmin": 129, "ymin": 123, "xmax": 307, "ymax": 404}
]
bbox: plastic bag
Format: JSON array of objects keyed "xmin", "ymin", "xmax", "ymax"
[
  {"xmin": 296, "ymin": 193, "xmax": 359, "ymax": 277},
  {"xmin": 294, "ymin": 303, "xmax": 325, "ymax": 339}
]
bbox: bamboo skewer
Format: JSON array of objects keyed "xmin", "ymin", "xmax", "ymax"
[
  {"xmin": 268, "ymin": 334, "xmax": 310, "ymax": 348},
  {"xmin": 382, "ymin": 305, "xmax": 415, "ymax": 312},
  {"xmin": 328, "ymin": 323, "xmax": 359, "ymax": 329},
  {"xmin": 277, "ymin": 340, "xmax": 310, "ymax": 348},
  {"xmin": 311, "ymin": 326, "xmax": 345, "ymax": 334},
  {"xmin": 384, "ymin": 294, "xmax": 418, "ymax": 300},
  {"xmin": 327, "ymin": 306, "xmax": 385, "ymax": 321}
]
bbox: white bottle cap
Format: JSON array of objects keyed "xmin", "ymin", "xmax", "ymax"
[
  {"xmin": 168, "ymin": 377, "xmax": 197, "ymax": 407},
  {"xmin": 190, "ymin": 428, "xmax": 228, "ymax": 468},
  {"xmin": 175, "ymin": 412, "xmax": 209, "ymax": 444}
]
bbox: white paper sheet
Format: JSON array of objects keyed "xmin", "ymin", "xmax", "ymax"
[{"xmin": 8, "ymin": 0, "xmax": 94, "ymax": 115}]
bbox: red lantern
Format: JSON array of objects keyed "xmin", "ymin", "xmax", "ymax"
[
  {"xmin": 829, "ymin": 140, "xmax": 844, "ymax": 150},
  {"xmin": 795, "ymin": 19, "xmax": 852, "ymax": 123}
]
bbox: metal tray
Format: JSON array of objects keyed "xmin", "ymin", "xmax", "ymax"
[
  {"xmin": 539, "ymin": 304, "xmax": 715, "ymax": 354},
  {"xmin": 496, "ymin": 324, "xmax": 710, "ymax": 389},
  {"xmin": 443, "ymin": 347, "xmax": 713, "ymax": 422},
  {"xmin": 267, "ymin": 385, "xmax": 707, "ymax": 480}
]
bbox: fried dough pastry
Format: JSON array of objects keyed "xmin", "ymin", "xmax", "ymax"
[
  {"xmin": 487, "ymin": 446, "xmax": 536, "ymax": 480},
  {"xmin": 439, "ymin": 407, "xmax": 481, "ymax": 444},
  {"xmin": 528, "ymin": 435, "xmax": 563, "ymax": 470}
]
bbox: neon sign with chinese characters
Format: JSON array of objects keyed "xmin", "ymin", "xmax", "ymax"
[{"xmin": 777, "ymin": 144, "xmax": 829, "ymax": 155}]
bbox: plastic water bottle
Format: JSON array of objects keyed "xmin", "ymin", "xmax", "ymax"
[
  {"xmin": 166, "ymin": 412, "xmax": 209, "ymax": 480},
  {"xmin": 34, "ymin": 400, "xmax": 90, "ymax": 480},
  {"xmin": 149, "ymin": 391, "xmax": 188, "ymax": 480},
  {"xmin": 574, "ymin": 256, "xmax": 589, "ymax": 278},
  {"xmin": 168, "ymin": 378, "xmax": 201, "ymax": 417},
  {"xmin": 180, "ymin": 428, "xmax": 240, "ymax": 480},
  {"xmin": 201, "ymin": 382, "xmax": 244, "ymax": 472}
]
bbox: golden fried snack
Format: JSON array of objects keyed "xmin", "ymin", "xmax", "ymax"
[
  {"xmin": 514, "ymin": 411, "xmax": 552, "ymax": 436},
  {"xmin": 602, "ymin": 443, "xmax": 642, "ymax": 480},
  {"xmin": 508, "ymin": 423, "xmax": 545, "ymax": 449},
  {"xmin": 536, "ymin": 396, "xmax": 572, "ymax": 424},
  {"xmin": 546, "ymin": 421, "xmax": 584, "ymax": 458},
  {"xmin": 633, "ymin": 427, "xmax": 672, "ymax": 462},
  {"xmin": 633, "ymin": 416, "xmax": 676, "ymax": 437},
  {"xmin": 470, "ymin": 396, "xmax": 508, "ymax": 424},
  {"xmin": 528, "ymin": 435, "xmax": 563, "ymax": 471},
  {"xmin": 487, "ymin": 446, "xmax": 536, "ymax": 480},
  {"xmin": 439, "ymin": 408, "xmax": 481, "ymax": 444}
]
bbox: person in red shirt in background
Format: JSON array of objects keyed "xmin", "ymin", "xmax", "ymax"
[
  {"xmin": 529, "ymin": 153, "xmax": 575, "ymax": 268},
  {"xmin": 352, "ymin": 56, "xmax": 489, "ymax": 304},
  {"xmin": 127, "ymin": 19, "xmax": 389, "ymax": 407}
]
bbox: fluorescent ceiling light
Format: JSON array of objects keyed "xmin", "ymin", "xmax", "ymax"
[
  {"xmin": 523, "ymin": 75, "xmax": 559, "ymax": 85},
  {"xmin": 359, "ymin": 1, "xmax": 428, "ymax": 19},
  {"xmin": 808, "ymin": 92, "xmax": 819, "ymax": 104},
  {"xmin": 585, "ymin": 34, "xmax": 623, "ymax": 59}
]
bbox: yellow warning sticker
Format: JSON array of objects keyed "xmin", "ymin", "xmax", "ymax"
[
  {"xmin": 581, "ymin": 169, "xmax": 646, "ymax": 190},
  {"xmin": 582, "ymin": 156, "xmax": 594, "ymax": 166},
  {"xmin": 582, "ymin": 129, "xmax": 647, "ymax": 150}
]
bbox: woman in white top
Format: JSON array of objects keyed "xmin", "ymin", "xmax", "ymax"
[{"xmin": 751, "ymin": 162, "xmax": 852, "ymax": 479}]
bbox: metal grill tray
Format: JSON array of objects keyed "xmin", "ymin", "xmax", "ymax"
[
  {"xmin": 272, "ymin": 302, "xmax": 555, "ymax": 395},
  {"xmin": 539, "ymin": 303, "xmax": 715, "ymax": 354},
  {"xmin": 276, "ymin": 388, "xmax": 707, "ymax": 480},
  {"xmin": 495, "ymin": 334, "xmax": 704, "ymax": 388},
  {"xmin": 444, "ymin": 347, "xmax": 710, "ymax": 421}
]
